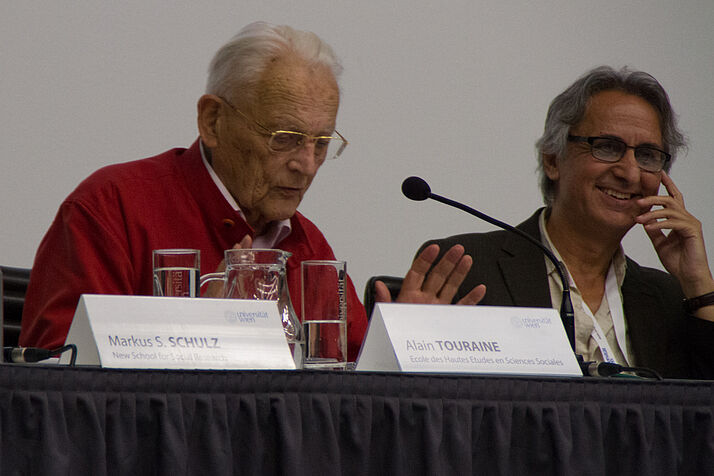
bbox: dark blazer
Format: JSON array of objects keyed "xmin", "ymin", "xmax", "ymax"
[{"xmin": 422, "ymin": 209, "xmax": 714, "ymax": 379}]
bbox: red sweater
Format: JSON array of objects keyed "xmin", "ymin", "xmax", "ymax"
[{"xmin": 20, "ymin": 140, "xmax": 368, "ymax": 360}]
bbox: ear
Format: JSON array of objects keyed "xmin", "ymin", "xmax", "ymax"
[
  {"xmin": 542, "ymin": 152, "xmax": 560, "ymax": 181},
  {"xmin": 197, "ymin": 94, "xmax": 222, "ymax": 148}
]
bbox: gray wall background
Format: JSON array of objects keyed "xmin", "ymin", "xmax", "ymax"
[{"xmin": 2, "ymin": 1, "xmax": 714, "ymax": 302}]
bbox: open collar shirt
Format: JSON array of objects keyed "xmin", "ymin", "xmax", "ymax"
[
  {"xmin": 538, "ymin": 210, "xmax": 630, "ymax": 364},
  {"xmin": 200, "ymin": 142, "xmax": 291, "ymax": 249}
]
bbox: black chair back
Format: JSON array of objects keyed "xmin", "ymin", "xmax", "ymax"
[
  {"xmin": 363, "ymin": 275, "xmax": 403, "ymax": 320},
  {"xmin": 1, "ymin": 266, "xmax": 31, "ymax": 348}
]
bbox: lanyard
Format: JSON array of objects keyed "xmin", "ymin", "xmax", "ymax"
[
  {"xmin": 580, "ymin": 262, "xmax": 630, "ymax": 365},
  {"xmin": 538, "ymin": 210, "xmax": 629, "ymax": 365}
]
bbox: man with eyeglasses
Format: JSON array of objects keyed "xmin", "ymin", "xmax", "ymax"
[
  {"xmin": 22, "ymin": 21, "xmax": 477, "ymax": 359},
  {"xmin": 20, "ymin": 22, "xmax": 366, "ymax": 355},
  {"xmin": 22, "ymin": 22, "xmax": 479, "ymax": 359},
  {"xmin": 388, "ymin": 66, "xmax": 714, "ymax": 379}
]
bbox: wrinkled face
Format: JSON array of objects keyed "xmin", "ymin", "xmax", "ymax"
[
  {"xmin": 210, "ymin": 58, "xmax": 339, "ymax": 234},
  {"xmin": 545, "ymin": 90, "xmax": 664, "ymax": 237}
]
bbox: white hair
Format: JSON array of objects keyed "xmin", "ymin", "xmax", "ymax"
[{"xmin": 206, "ymin": 22, "xmax": 342, "ymax": 104}]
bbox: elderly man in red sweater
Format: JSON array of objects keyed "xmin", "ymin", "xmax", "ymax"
[{"xmin": 20, "ymin": 22, "xmax": 481, "ymax": 361}]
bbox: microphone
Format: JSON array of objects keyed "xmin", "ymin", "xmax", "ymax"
[
  {"xmin": 582, "ymin": 360, "xmax": 662, "ymax": 380},
  {"xmin": 2, "ymin": 344, "xmax": 78, "ymax": 365},
  {"xmin": 402, "ymin": 176, "xmax": 431, "ymax": 201},
  {"xmin": 584, "ymin": 361, "xmax": 625, "ymax": 377},
  {"xmin": 401, "ymin": 176, "xmax": 576, "ymax": 353},
  {"xmin": 3, "ymin": 347, "xmax": 53, "ymax": 363}
]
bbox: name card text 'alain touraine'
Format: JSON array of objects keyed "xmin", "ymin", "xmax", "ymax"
[
  {"xmin": 356, "ymin": 303, "xmax": 581, "ymax": 377},
  {"xmin": 61, "ymin": 295, "xmax": 295, "ymax": 369}
]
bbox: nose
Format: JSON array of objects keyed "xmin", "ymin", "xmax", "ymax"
[
  {"xmin": 286, "ymin": 139, "xmax": 321, "ymax": 176},
  {"xmin": 611, "ymin": 148, "xmax": 641, "ymax": 183}
]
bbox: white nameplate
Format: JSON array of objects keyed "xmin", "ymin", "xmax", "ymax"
[
  {"xmin": 60, "ymin": 294, "xmax": 296, "ymax": 369},
  {"xmin": 356, "ymin": 303, "xmax": 582, "ymax": 376}
]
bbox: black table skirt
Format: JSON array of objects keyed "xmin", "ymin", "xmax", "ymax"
[{"xmin": 1, "ymin": 364, "xmax": 713, "ymax": 475}]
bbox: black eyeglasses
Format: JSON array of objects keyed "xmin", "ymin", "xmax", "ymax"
[{"xmin": 567, "ymin": 135, "xmax": 670, "ymax": 173}]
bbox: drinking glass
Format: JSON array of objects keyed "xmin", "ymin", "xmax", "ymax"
[
  {"xmin": 301, "ymin": 260, "xmax": 348, "ymax": 370},
  {"xmin": 152, "ymin": 249, "xmax": 200, "ymax": 297}
]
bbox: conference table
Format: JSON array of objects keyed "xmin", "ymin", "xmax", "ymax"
[{"xmin": 1, "ymin": 364, "xmax": 712, "ymax": 475}]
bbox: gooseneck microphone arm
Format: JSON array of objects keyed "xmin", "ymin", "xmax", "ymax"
[{"xmin": 401, "ymin": 176, "xmax": 576, "ymax": 353}]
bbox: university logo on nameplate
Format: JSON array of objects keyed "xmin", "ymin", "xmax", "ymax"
[
  {"xmin": 356, "ymin": 303, "xmax": 582, "ymax": 376},
  {"xmin": 60, "ymin": 294, "xmax": 295, "ymax": 369}
]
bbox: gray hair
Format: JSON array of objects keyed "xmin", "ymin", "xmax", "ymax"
[
  {"xmin": 535, "ymin": 65, "xmax": 687, "ymax": 206},
  {"xmin": 206, "ymin": 22, "xmax": 343, "ymax": 105}
]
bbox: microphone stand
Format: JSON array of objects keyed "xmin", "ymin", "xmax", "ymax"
[
  {"xmin": 401, "ymin": 176, "xmax": 670, "ymax": 378},
  {"xmin": 425, "ymin": 191, "xmax": 576, "ymax": 353}
]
